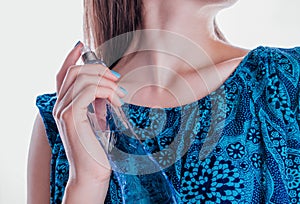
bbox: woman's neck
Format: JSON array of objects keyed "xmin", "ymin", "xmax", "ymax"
[
  {"xmin": 112, "ymin": 0, "xmax": 249, "ymax": 108},
  {"xmin": 121, "ymin": 0, "xmax": 247, "ymax": 73}
]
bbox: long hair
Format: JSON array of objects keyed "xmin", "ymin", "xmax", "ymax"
[{"xmin": 83, "ymin": 0, "xmax": 226, "ymax": 69}]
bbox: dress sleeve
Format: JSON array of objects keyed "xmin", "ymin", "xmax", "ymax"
[
  {"xmin": 278, "ymin": 47, "xmax": 300, "ymax": 129},
  {"xmin": 267, "ymin": 46, "xmax": 300, "ymax": 148},
  {"xmin": 35, "ymin": 92, "xmax": 58, "ymax": 149}
]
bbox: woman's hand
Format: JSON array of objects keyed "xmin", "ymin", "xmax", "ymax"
[{"xmin": 52, "ymin": 42, "xmax": 125, "ymax": 196}]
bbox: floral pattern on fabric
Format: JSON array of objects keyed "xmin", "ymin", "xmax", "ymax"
[
  {"xmin": 180, "ymin": 155, "xmax": 244, "ymax": 203},
  {"xmin": 36, "ymin": 46, "xmax": 300, "ymax": 203}
]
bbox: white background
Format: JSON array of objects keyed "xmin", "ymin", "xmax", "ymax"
[{"xmin": 0, "ymin": 0, "xmax": 299, "ymax": 203}]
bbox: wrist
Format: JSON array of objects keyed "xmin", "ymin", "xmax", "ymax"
[
  {"xmin": 68, "ymin": 174, "xmax": 111, "ymax": 187},
  {"xmin": 63, "ymin": 179, "xmax": 109, "ymax": 204},
  {"xmin": 68, "ymin": 165, "xmax": 112, "ymax": 185}
]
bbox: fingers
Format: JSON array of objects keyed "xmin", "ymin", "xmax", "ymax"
[
  {"xmin": 55, "ymin": 83, "xmax": 123, "ymax": 120},
  {"xmin": 56, "ymin": 41, "xmax": 84, "ymax": 93},
  {"xmin": 54, "ymin": 41, "xmax": 126, "ymax": 126},
  {"xmin": 58, "ymin": 64, "xmax": 120, "ymax": 101},
  {"xmin": 52, "ymin": 42, "xmax": 117, "ymax": 179},
  {"xmin": 56, "ymin": 66, "xmax": 126, "ymax": 111},
  {"xmin": 58, "ymin": 74, "xmax": 126, "ymax": 110},
  {"xmin": 73, "ymin": 84, "xmax": 124, "ymax": 110},
  {"xmin": 71, "ymin": 74, "xmax": 126, "ymax": 98}
]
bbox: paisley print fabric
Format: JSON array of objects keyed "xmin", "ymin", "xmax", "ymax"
[{"xmin": 36, "ymin": 46, "xmax": 300, "ymax": 203}]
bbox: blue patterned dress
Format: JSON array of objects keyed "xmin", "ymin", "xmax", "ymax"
[{"xmin": 36, "ymin": 46, "xmax": 300, "ymax": 203}]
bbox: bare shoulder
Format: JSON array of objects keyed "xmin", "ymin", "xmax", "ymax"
[{"xmin": 27, "ymin": 113, "xmax": 51, "ymax": 204}]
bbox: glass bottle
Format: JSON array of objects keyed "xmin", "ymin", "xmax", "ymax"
[{"xmin": 81, "ymin": 46, "xmax": 177, "ymax": 204}]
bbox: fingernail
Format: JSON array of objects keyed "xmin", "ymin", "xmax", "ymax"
[
  {"xmin": 111, "ymin": 70, "xmax": 121, "ymax": 78},
  {"xmin": 119, "ymin": 86, "xmax": 128, "ymax": 95},
  {"xmin": 120, "ymin": 98, "xmax": 125, "ymax": 105},
  {"xmin": 87, "ymin": 104, "xmax": 95, "ymax": 113},
  {"xmin": 74, "ymin": 40, "xmax": 81, "ymax": 48}
]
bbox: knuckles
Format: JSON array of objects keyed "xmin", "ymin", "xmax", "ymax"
[
  {"xmin": 52, "ymin": 104, "xmax": 73, "ymax": 123},
  {"xmin": 68, "ymin": 65, "xmax": 81, "ymax": 75}
]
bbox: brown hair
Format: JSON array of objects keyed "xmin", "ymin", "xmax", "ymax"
[{"xmin": 83, "ymin": 0, "xmax": 226, "ymax": 69}]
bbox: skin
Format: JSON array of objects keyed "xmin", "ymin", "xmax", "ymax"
[
  {"xmin": 113, "ymin": 0, "xmax": 250, "ymax": 108},
  {"xmin": 27, "ymin": 0, "xmax": 250, "ymax": 203}
]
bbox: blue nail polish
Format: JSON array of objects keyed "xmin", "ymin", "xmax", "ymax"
[
  {"xmin": 74, "ymin": 40, "xmax": 81, "ymax": 48},
  {"xmin": 119, "ymin": 86, "xmax": 128, "ymax": 95},
  {"xmin": 111, "ymin": 70, "xmax": 121, "ymax": 78},
  {"xmin": 120, "ymin": 98, "xmax": 125, "ymax": 105}
]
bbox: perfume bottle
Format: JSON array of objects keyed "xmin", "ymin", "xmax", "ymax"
[{"xmin": 81, "ymin": 46, "xmax": 177, "ymax": 204}]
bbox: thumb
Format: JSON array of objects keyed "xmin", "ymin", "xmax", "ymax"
[{"xmin": 56, "ymin": 41, "xmax": 84, "ymax": 94}]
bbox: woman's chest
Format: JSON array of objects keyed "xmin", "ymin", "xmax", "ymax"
[{"xmin": 114, "ymin": 58, "xmax": 243, "ymax": 108}]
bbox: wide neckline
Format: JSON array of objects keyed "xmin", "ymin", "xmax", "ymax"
[{"xmin": 121, "ymin": 46, "xmax": 262, "ymax": 110}]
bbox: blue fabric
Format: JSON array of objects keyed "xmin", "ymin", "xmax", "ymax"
[{"xmin": 36, "ymin": 46, "xmax": 300, "ymax": 203}]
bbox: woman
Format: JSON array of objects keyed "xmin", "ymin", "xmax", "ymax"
[{"xmin": 28, "ymin": 0, "xmax": 300, "ymax": 203}]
